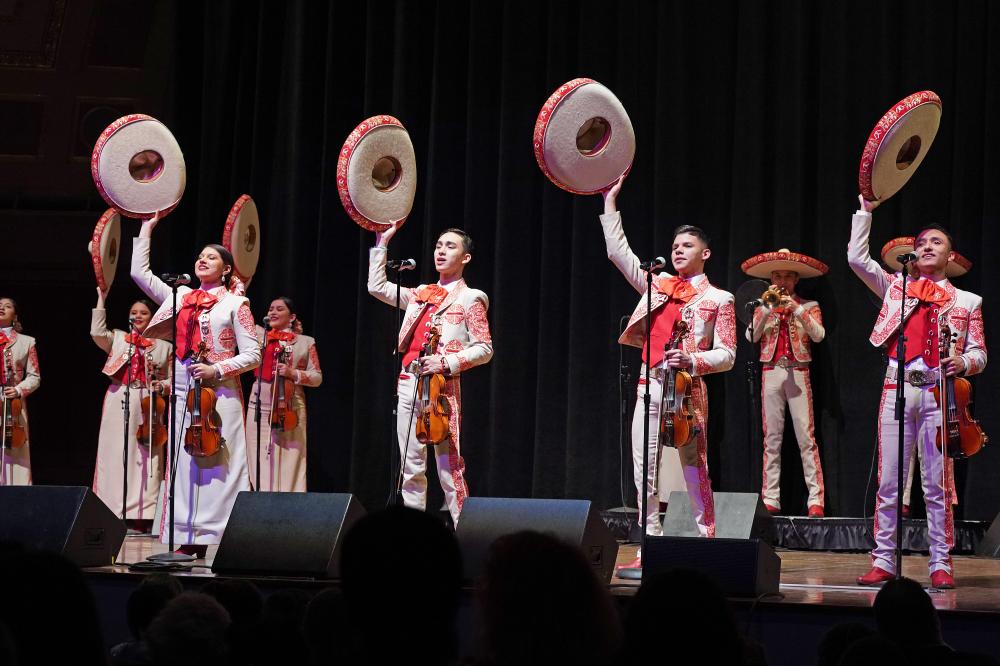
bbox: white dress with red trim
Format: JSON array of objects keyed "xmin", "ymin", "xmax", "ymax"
[{"xmin": 0, "ymin": 328, "xmax": 40, "ymax": 486}]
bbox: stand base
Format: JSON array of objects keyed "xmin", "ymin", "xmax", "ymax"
[
  {"xmin": 617, "ymin": 566, "xmax": 642, "ymax": 580},
  {"xmin": 146, "ymin": 551, "xmax": 197, "ymax": 563},
  {"xmin": 128, "ymin": 560, "xmax": 193, "ymax": 572}
]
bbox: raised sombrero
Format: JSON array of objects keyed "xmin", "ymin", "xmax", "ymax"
[
  {"xmin": 91, "ymin": 114, "xmax": 186, "ymax": 219},
  {"xmin": 222, "ymin": 194, "xmax": 261, "ymax": 288},
  {"xmin": 88, "ymin": 209, "xmax": 121, "ymax": 291},
  {"xmin": 533, "ymin": 78, "xmax": 635, "ymax": 195},
  {"xmin": 741, "ymin": 249, "xmax": 829, "ymax": 279},
  {"xmin": 859, "ymin": 91, "xmax": 942, "ymax": 202},
  {"xmin": 337, "ymin": 115, "xmax": 417, "ymax": 233},
  {"xmin": 880, "ymin": 237, "xmax": 971, "ymax": 278}
]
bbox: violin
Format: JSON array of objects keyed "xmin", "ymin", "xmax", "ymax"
[
  {"xmin": 184, "ymin": 341, "xmax": 224, "ymax": 457},
  {"xmin": 933, "ymin": 323, "xmax": 987, "ymax": 459},
  {"xmin": 1, "ymin": 349, "xmax": 26, "ymax": 449},
  {"xmin": 269, "ymin": 342, "xmax": 298, "ymax": 432},
  {"xmin": 137, "ymin": 359, "xmax": 167, "ymax": 448},
  {"xmin": 415, "ymin": 325, "xmax": 451, "ymax": 446},
  {"xmin": 659, "ymin": 320, "xmax": 698, "ymax": 448}
]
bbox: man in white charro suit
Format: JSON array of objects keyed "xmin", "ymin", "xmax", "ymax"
[
  {"xmin": 368, "ymin": 224, "xmax": 493, "ymax": 526},
  {"xmin": 850, "ymin": 195, "xmax": 986, "ymax": 589},
  {"xmin": 601, "ymin": 177, "xmax": 736, "ymax": 568}
]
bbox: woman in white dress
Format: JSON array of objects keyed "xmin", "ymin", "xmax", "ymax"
[
  {"xmin": 130, "ymin": 214, "xmax": 260, "ymax": 557},
  {"xmin": 0, "ymin": 297, "xmax": 40, "ymax": 486},
  {"xmin": 90, "ymin": 288, "xmax": 171, "ymax": 530},
  {"xmin": 247, "ymin": 297, "xmax": 322, "ymax": 492}
]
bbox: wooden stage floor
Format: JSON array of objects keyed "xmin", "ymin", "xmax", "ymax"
[{"xmin": 96, "ymin": 536, "xmax": 1000, "ymax": 616}]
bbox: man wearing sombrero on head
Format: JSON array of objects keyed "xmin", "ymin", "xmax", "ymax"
[
  {"xmin": 601, "ymin": 176, "xmax": 737, "ymax": 562},
  {"xmin": 849, "ymin": 195, "xmax": 987, "ymax": 590},
  {"xmin": 742, "ymin": 249, "xmax": 828, "ymax": 518}
]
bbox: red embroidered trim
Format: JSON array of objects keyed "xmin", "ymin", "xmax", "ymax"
[
  {"xmin": 717, "ymin": 301, "xmax": 736, "ymax": 351},
  {"xmin": 465, "ymin": 300, "xmax": 492, "ymax": 344},
  {"xmin": 308, "ymin": 344, "xmax": 321, "ymax": 372}
]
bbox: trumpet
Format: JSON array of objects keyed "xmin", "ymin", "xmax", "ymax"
[{"xmin": 761, "ymin": 285, "xmax": 789, "ymax": 307}]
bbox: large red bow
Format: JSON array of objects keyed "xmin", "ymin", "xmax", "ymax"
[
  {"xmin": 906, "ymin": 279, "xmax": 949, "ymax": 307},
  {"xmin": 267, "ymin": 330, "xmax": 296, "ymax": 343},
  {"xmin": 415, "ymin": 284, "xmax": 448, "ymax": 306},
  {"xmin": 175, "ymin": 290, "xmax": 219, "ymax": 360},
  {"xmin": 0, "ymin": 333, "xmax": 8, "ymax": 348},
  {"xmin": 124, "ymin": 333, "xmax": 153, "ymax": 348},
  {"xmin": 654, "ymin": 276, "xmax": 697, "ymax": 303}
]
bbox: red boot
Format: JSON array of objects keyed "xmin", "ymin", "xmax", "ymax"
[
  {"xmin": 857, "ymin": 566, "xmax": 894, "ymax": 586},
  {"xmin": 808, "ymin": 505, "xmax": 825, "ymax": 518},
  {"xmin": 930, "ymin": 570, "xmax": 955, "ymax": 589},
  {"xmin": 764, "ymin": 503, "xmax": 780, "ymax": 516}
]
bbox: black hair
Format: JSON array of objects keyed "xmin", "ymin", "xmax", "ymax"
[
  {"xmin": 439, "ymin": 228, "xmax": 474, "ymax": 257},
  {"xmin": 201, "ymin": 244, "xmax": 236, "ymax": 287},
  {"xmin": 672, "ymin": 225, "xmax": 711, "ymax": 248},
  {"xmin": 130, "ymin": 298, "xmax": 157, "ymax": 314}
]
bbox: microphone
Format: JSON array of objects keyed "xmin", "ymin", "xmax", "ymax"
[
  {"xmin": 262, "ymin": 316, "xmax": 271, "ymax": 327},
  {"xmin": 388, "ymin": 258, "xmax": 416, "ymax": 271},
  {"xmin": 746, "ymin": 298, "xmax": 764, "ymax": 309},
  {"xmin": 897, "ymin": 252, "xmax": 918, "ymax": 264},
  {"xmin": 161, "ymin": 272, "xmax": 191, "ymax": 285},
  {"xmin": 639, "ymin": 256, "xmax": 667, "ymax": 271}
]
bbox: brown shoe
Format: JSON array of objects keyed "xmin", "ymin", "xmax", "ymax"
[
  {"xmin": 857, "ymin": 566, "xmax": 894, "ymax": 586},
  {"xmin": 615, "ymin": 556, "xmax": 642, "ymax": 572}
]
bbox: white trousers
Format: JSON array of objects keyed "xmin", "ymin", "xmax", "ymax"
[
  {"xmin": 631, "ymin": 371, "xmax": 715, "ymax": 537},
  {"xmin": 760, "ymin": 365, "xmax": 825, "ymax": 510},
  {"xmin": 872, "ymin": 369, "xmax": 954, "ymax": 575},
  {"xmin": 397, "ymin": 372, "xmax": 468, "ymax": 525}
]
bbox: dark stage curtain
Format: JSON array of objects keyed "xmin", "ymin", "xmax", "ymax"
[{"xmin": 148, "ymin": 0, "xmax": 1000, "ymax": 520}]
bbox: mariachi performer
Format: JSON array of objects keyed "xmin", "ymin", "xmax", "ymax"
[
  {"xmin": 601, "ymin": 176, "xmax": 736, "ymax": 562},
  {"xmin": 849, "ymin": 196, "xmax": 986, "ymax": 589},
  {"xmin": 742, "ymin": 249, "xmax": 828, "ymax": 517},
  {"xmin": 0, "ymin": 297, "xmax": 40, "ymax": 486},
  {"xmin": 368, "ymin": 223, "xmax": 494, "ymax": 525},
  {"xmin": 91, "ymin": 288, "xmax": 172, "ymax": 528},
  {"xmin": 131, "ymin": 213, "xmax": 260, "ymax": 557},
  {"xmin": 247, "ymin": 297, "xmax": 322, "ymax": 492}
]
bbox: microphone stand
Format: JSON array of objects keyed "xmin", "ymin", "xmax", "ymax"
[
  {"xmin": 121, "ymin": 321, "xmax": 137, "ymax": 524},
  {"xmin": 892, "ymin": 260, "xmax": 912, "ymax": 578},
  {"xmin": 253, "ymin": 320, "xmax": 267, "ymax": 491},
  {"xmin": 148, "ymin": 276, "xmax": 195, "ymax": 564},
  {"xmin": 745, "ymin": 306, "xmax": 762, "ymax": 496},
  {"xmin": 388, "ymin": 262, "xmax": 405, "ymax": 506}
]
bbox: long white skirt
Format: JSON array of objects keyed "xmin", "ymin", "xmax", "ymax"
[
  {"xmin": 246, "ymin": 381, "xmax": 308, "ymax": 492},
  {"xmin": 0, "ymin": 399, "xmax": 31, "ymax": 486},
  {"xmin": 159, "ymin": 359, "xmax": 250, "ymax": 545},
  {"xmin": 92, "ymin": 382, "xmax": 164, "ymax": 519}
]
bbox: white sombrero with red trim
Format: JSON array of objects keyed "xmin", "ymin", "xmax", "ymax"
[
  {"xmin": 880, "ymin": 236, "xmax": 971, "ymax": 278},
  {"xmin": 91, "ymin": 114, "xmax": 186, "ymax": 219},
  {"xmin": 859, "ymin": 91, "xmax": 941, "ymax": 202},
  {"xmin": 741, "ymin": 248, "xmax": 829, "ymax": 279},
  {"xmin": 88, "ymin": 209, "xmax": 121, "ymax": 291},
  {"xmin": 534, "ymin": 78, "xmax": 635, "ymax": 195},
  {"xmin": 222, "ymin": 194, "xmax": 261, "ymax": 288},
  {"xmin": 337, "ymin": 115, "xmax": 417, "ymax": 233}
]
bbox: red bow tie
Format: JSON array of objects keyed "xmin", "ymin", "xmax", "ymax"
[
  {"xmin": 654, "ymin": 276, "xmax": 697, "ymax": 303},
  {"xmin": 267, "ymin": 330, "xmax": 296, "ymax": 343},
  {"xmin": 124, "ymin": 333, "xmax": 152, "ymax": 348},
  {"xmin": 415, "ymin": 284, "xmax": 449, "ymax": 306},
  {"xmin": 906, "ymin": 279, "xmax": 949, "ymax": 307},
  {"xmin": 175, "ymin": 290, "xmax": 219, "ymax": 360},
  {"xmin": 0, "ymin": 333, "xmax": 8, "ymax": 348}
]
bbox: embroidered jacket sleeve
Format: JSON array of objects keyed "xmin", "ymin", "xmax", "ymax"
[
  {"xmin": 793, "ymin": 302, "xmax": 825, "ymax": 343},
  {"xmin": 445, "ymin": 291, "xmax": 494, "ymax": 376},
  {"xmin": 17, "ymin": 339, "xmax": 40, "ymax": 397},
  {"xmin": 961, "ymin": 297, "xmax": 987, "ymax": 376},
  {"xmin": 600, "ymin": 211, "xmax": 670, "ymax": 295},
  {"xmin": 130, "ymin": 237, "xmax": 172, "ymax": 306},
  {"xmin": 747, "ymin": 305, "xmax": 776, "ymax": 343},
  {"xmin": 368, "ymin": 247, "xmax": 413, "ymax": 309},
  {"xmin": 90, "ymin": 308, "xmax": 115, "ymax": 353},
  {"xmin": 690, "ymin": 294, "xmax": 736, "ymax": 377},
  {"xmin": 295, "ymin": 340, "xmax": 323, "ymax": 387},
  {"xmin": 214, "ymin": 302, "xmax": 262, "ymax": 378},
  {"xmin": 847, "ymin": 211, "xmax": 891, "ymax": 298}
]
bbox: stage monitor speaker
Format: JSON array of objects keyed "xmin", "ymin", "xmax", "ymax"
[
  {"xmin": 976, "ymin": 511, "xmax": 1000, "ymax": 558},
  {"xmin": 0, "ymin": 486, "xmax": 126, "ymax": 568},
  {"xmin": 212, "ymin": 492, "xmax": 365, "ymax": 579},
  {"xmin": 643, "ymin": 536, "xmax": 781, "ymax": 597},
  {"xmin": 456, "ymin": 497, "xmax": 619, "ymax": 583},
  {"xmin": 662, "ymin": 491, "xmax": 775, "ymax": 543}
]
